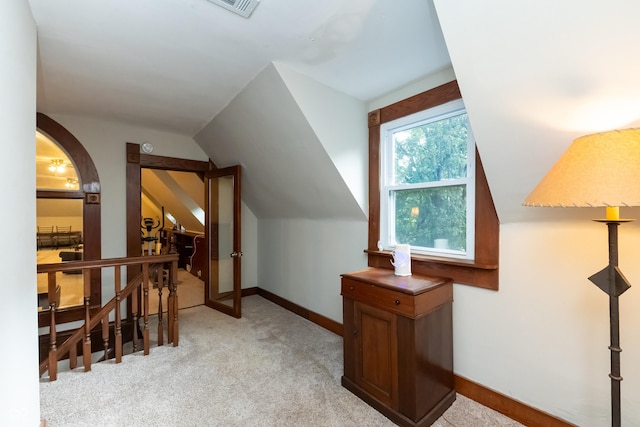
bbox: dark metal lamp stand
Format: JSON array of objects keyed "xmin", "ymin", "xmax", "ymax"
[{"xmin": 588, "ymin": 219, "xmax": 632, "ymax": 427}]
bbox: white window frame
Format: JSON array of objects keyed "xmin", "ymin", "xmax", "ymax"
[{"xmin": 379, "ymin": 99, "xmax": 476, "ymax": 260}]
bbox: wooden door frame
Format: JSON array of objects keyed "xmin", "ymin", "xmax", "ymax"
[
  {"xmin": 203, "ymin": 166, "xmax": 242, "ymax": 318},
  {"xmin": 125, "ymin": 143, "xmax": 214, "ymax": 285}
]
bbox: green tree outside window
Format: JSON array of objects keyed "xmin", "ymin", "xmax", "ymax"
[{"xmin": 382, "ymin": 106, "xmax": 473, "ymax": 257}]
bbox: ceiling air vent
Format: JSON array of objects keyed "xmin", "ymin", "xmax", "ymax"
[{"xmin": 206, "ymin": 0, "xmax": 260, "ymax": 18}]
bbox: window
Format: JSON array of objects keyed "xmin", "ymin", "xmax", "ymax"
[
  {"xmin": 380, "ymin": 99, "xmax": 475, "ymax": 260},
  {"xmin": 36, "ymin": 112, "xmax": 103, "ymax": 325},
  {"xmin": 367, "ymin": 81, "xmax": 499, "ymax": 290}
]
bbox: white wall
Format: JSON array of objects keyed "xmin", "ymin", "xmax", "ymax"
[
  {"xmin": 44, "ymin": 115, "xmax": 259, "ymax": 292},
  {"xmin": 37, "ymin": 198, "xmax": 83, "ymax": 232},
  {"xmin": 259, "ymin": 218, "xmax": 368, "ymax": 322},
  {"xmin": 454, "ymin": 221, "xmax": 640, "ymax": 425},
  {"xmin": 429, "ymin": 1, "xmax": 640, "ymax": 424},
  {"xmin": 47, "ymin": 115, "xmax": 209, "ymax": 257},
  {"xmin": 368, "ymin": 66, "xmax": 457, "ymax": 111},
  {"xmin": 232, "ymin": 64, "xmax": 373, "ymax": 322},
  {"xmin": 195, "ymin": 63, "xmax": 366, "ymax": 221},
  {"xmin": 0, "ymin": 1, "xmax": 40, "ymax": 425},
  {"xmin": 274, "ymin": 62, "xmax": 369, "ymax": 217},
  {"xmin": 241, "ymin": 203, "xmax": 258, "ymax": 289},
  {"xmin": 255, "ymin": 68, "xmax": 460, "ymax": 325},
  {"xmin": 37, "ymin": 217, "xmax": 83, "ymax": 233}
]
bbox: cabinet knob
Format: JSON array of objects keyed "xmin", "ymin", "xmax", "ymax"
[
  {"xmin": 349, "ymin": 286, "xmax": 354, "ymax": 291},
  {"xmin": 394, "ymin": 299, "xmax": 400, "ymax": 305}
]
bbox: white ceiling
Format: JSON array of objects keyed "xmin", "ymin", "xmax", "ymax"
[
  {"xmin": 31, "ymin": 0, "xmax": 640, "ymax": 225},
  {"xmin": 29, "ymin": 0, "xmax": 451, "ymax": 136}
]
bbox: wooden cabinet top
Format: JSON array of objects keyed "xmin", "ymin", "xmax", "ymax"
[{"xmin": 341, "ymin": 268, "xmax": 451, "ymax": 296}]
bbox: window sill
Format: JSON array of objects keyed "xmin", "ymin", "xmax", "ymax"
[
  {"xmin": 365, "ymin": 250, "xmax": 497, "ymax": 270},
  {"xmin": 365, "ymin": 249, "xmax": 499, "ymax": 290}
]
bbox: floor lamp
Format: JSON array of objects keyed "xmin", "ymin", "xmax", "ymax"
[{"xmin": 524, "ymin": 128, "xmax": 640, "ymax": 427}]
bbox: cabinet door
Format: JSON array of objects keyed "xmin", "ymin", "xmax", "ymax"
[{"xmin": 354, "ymin": 301, "xmax": 398, "ymax": 408}]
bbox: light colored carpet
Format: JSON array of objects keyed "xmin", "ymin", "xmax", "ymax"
[
  {"xmin": 147, "ymin": 268, "xmax": 204, "ymax": 315},
  {"xmin": 40, "ymin": 296, "xmax": 522, "ymax": 426}
]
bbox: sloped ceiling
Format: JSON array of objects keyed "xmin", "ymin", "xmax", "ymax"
[
  {"xmin": 434, "ymin": 0, "xmax": 640, "ymax": 224},
  {"xmin": 29, "ymin": 0, "xmax": 451, "ymax": 136},
  {"xmin": 29, "ymin": 0, "xmax": 453, "ymax": 224},
  {"xmin": 141, "ymin": 169, "xmax": 205, "ymax": 232},
  {"xmin": 195, "ymin": 63, "xmax": 367, "ymax": 220}
]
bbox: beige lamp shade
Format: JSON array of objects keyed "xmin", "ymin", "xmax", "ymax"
[{"xmin": 523, "ymin": 128, "xmax": 640, "ymax": 209}]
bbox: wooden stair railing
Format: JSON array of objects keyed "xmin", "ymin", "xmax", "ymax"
[{"xmin": 37, "ymin": 254, "xmax": 179, "ymax": 381}]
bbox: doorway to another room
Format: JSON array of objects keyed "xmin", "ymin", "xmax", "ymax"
[
  {"xmin": 126, "ymin": 143, "xmax": 243, "ymax": 319},
  {"xmin": 141, "ymin": 168, "xmax": 206, "ymax": 314}
]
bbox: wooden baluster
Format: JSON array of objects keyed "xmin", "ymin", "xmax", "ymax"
[
  {"xmin": 114, "ymin": 266, "xmax": 122, "ymax": 363},
  {"xmin": 69, "ymin": 344, "xmax": 77, "ymax": 370},
  {"xmin": 157, "ymin": 267, "xmax": 164, "ymax": 346},
  {"xmin": 168, "ymin": 259, "xmax": 179, "ymax": 346},
  {"xmin": 83, "ymin": 268, "xmax": 92, "ymax": 372},
  {"xmin": 100, "ymin": 266, "xmax": 113, "ymax": 361},
  {"xmin": 47, "ymin": 272, "xmax": 58, "ymax": 381},
  {"xmin": 132, "ymin": 277, "xmax": 139, "ymax": 353},
  {"xmin": 37, "ymin": 254, "xmax": 181, "ymax": 381},
  {"xmin": 167, "ymin": 262, "xmax": 174, "ymax": 344},
  {"xmin": 102, "ymin": 317, "xmax": 109, "ymax": 361},
  {"xmin": 68, "ymin": 268, "xmax": 77, "ymax": 369},
  {"xmin": 167, "ymin": 234, "xmax": 178, "ymax": 347},
  {"xmin": 142, "ymin": 263, "xmax": 150, "ymax": 355}
]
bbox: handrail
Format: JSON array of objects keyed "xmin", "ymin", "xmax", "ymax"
[
  {"xmin": 37, "ymin": 253, "xmax": 179, "ymax": 273},
  {"xmin": 38, "ymin": 254, "xmax": 179, "ymax": 381}
]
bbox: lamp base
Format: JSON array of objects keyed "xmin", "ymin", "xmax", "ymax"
[{"xmin": 588, "ymin": 220, "xmax": 632, "ymax": 427}]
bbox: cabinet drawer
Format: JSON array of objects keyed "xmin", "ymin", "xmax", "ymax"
[{"xmin": 342, "ymin": 278, "xmax": 416, "ymax": 318}]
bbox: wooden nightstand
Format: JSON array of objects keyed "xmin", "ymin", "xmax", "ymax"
[{"xmin": 341, "ymin": 268, "xmax": 455, "ymax": 427}]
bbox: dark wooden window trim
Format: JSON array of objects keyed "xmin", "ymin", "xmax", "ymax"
[
  {"xmin": 368, "ymin": 81, "xmax": 499, "ymax": 290},
  {"xmin": 37, "ymin": 113, "xmax": 102, "ymax": 326}
]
